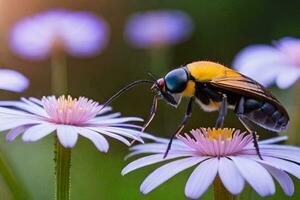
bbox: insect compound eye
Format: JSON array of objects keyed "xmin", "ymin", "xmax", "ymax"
[{"xmin": 164, "ymin": 68, "xmax": 188, "ymax": 93}]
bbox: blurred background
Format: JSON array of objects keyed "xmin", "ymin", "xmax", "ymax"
[{"xmin": 0, "ymin": 0, "xmax": 299, "ymax": 199}]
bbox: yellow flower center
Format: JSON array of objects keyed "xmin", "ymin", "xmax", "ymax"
[
  {"xmin": 205, "ymin": 128, "xmax": 235, "ymax": 141},
  {"xmin": 58, "ymin": 95, "xmax": 76, "ymax": 112}
]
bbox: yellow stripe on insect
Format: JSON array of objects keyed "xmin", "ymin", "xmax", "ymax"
[
  {"xmin": 181, "ymin": 81, "xmax": 195, "ymax": 96},
  {"xmin": 187, "ymin": 61, "xmax": 240, "ymax": 82}
]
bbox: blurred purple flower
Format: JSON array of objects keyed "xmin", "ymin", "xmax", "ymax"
[
  {"xmin": 10, "ymin": 9, "xmax": 109, "ymax": 60},
  {"xmin": 125, "ymin": 10, "xmax": 194, "ymax": 49},
  {"xmin": 0, "ymin": 69, "xmax": 28, "ymax": 92},
  {"xmin": 233, "ymin": 37, "xmax": 300, "ymax": 89},
  {"xmin": 123, "ymin": 128, "xmax": 300, "ymax": 199}
]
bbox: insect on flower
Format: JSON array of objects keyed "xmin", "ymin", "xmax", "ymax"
[{"xmin": 101, "ymin": 61, "xmax": 289, "ymax": 159}]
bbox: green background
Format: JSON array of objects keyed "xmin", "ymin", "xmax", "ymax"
[{"xmin": 0, "ymin": 0, "xmax": 299, "ymax": 199}]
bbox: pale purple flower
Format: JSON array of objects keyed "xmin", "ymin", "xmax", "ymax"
[
  {"xmin": 122, "ymin": 128, "xmax": 300, "ymax": 199},
  {"xmin": 0, "ymin": 95, "xmax": 145, "ymax": 151},
  {"xmin": 0, "ymin": 69, "xmax": 29, "ymax": 92},
  {"xmin": 233, "ymin": 37, "xmax": 300, "ymax": 89},
  {"xmin": 10, "ymin": 9, "xmax": 109, "ymax": 60},
  {"xmin": 125, "ymin": 10, "xmax": 194, "ymax": 49}
]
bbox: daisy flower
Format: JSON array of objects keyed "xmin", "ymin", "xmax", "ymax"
[
  {"xmin": 233, "ymin": 37, "xmax": 300, "ymax": 89},
  {"xmin": 124, "ymin": 9, "xmax": 194, "ymax": 49},
  {"xmin": 0, "ymin": 69, "xmax": 28, "ymax": 92},
  {"xmin": 10, "ymin": 9, "xmax": 109, "ymax": 60},
  {"xmin": 122, "ymin": 128, "xmax": 300, "ymax": 199},
  {"xmin": 0, "ymin": 95, "xmax": 145, "ymax": 151}
]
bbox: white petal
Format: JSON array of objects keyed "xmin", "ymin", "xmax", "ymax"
[
  {"xmin": 22, "ymin": 123, "xmax": 56, "ymax": 142},
  {"xmin": 141, "ymin": 157, "xmax": 205, "ymax": 194},
  {"xmin": 76, "ymin": 127, "xmax": 109, "ymax": 152},
  {"xmin": 230, "ymin": 156, "xmax": 275, "ymax": 197},
  {"xmin": 57, "ymin": 125, "xmax": 78, "ymax": 148},
  {"xmin": 185, "ymin": 158, "xmax": 218, "ymax": 199},
  {"xmin": 6, "ymin": 124, "xmax": 32, "ymax": 142},
  {"xmin": 97, "ymin": 117, "xmax": 143, "ymax": 124},
  {"xmin": 0, "ymin": 69, "xmax": 29, "ymax": 92},
  {"xmin": 87, "ymin": 127, "xmax": 130, "ymax": 146},
  {"xmin": 122, "ymin": 153, "xmax": 195, "ymax": 175},
  {"xmin": 0, "ymin": 118, "xmax": 41, "ymax": 132},
  {"xmin": 259, "ymin": 136, "xmax": 288, "ymax": 144},
  {"xmin": 0, "ymin": 101, "xmax": 47, "ymax": 116},
  {"xmin": 218, "ymin": 157, "xmax": 245, "ymax": 195},
  {"xmin": 276, "ymin": 66, "xmax": 300, "ymax": 89},
  {"xmin": 250, "ymin": 156, "xmax": 300, "ymax": 180},
  {"xmin": 99, "ymin": 127, "xmax": 143, "ymax": 143},
  {"xmin": 88, "ymin": 113, "xmax": 121, "ymax": 122},
  {"xmin": 262, "ymin": 164, "xmax": 294, "ymax": 196}
]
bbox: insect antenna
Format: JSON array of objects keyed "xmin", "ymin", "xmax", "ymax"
[{"xmin": 100, "ymin": 79, "xmax": 154, "ymax": 110}]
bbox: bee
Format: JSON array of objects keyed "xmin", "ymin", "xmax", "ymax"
[{"xmin": 102, "ymin": 61, "xmax": 289, "ymax": 159}]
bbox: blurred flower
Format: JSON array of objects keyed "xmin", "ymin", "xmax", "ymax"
[
  {"xmin": 123, "ymin": 128, "xmax": 300, "ymax": 199},
  {"xmin": 233, "ymin": 37, "xmax": 300, "ymax": 89},
  {"xmin": 10, "ymin": 9, "xmax": 109, "ymax": 60},
  {"xmin": 0, "ymin": 69, "xmax": 28, "ymax": 92},
  {"xmin": 125, "ymin": 10, "xmax": 193, "ymax": 49},
  {"xmin": 0, "ymin": 95, "xmax": 145, "ymax": 152}
]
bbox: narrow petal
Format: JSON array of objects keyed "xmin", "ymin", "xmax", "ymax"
[
  {"xmin": 99, "ymin": 127, "xmax": 143, "ymax": 143},
  {"xmin": 259, "ymin": 136, "xmax": 288, "ymax": 144},
  {"xmin": 57, "ymin": 125, "xmax": 78, "ymax": 148},
  {"xmin": 6, "ymin": 124, "xmax": 33, "ymax": 142},
  {"xmin": 0, "ymin": 101, "xmax": 47, "ymax": 116},
  {"xmin": 230, "ymin": 156, "xmax": 275, "ymax": 197},
  {"xmin": 0, "ymin": 69, "xmax": 29, "ymax": 92},
  {"xmin": 22, "ymin": 123, "xmax": 56, "ymax": 142},
  {"xmin": 76, "ymin": 127, "xmax": 109, "ymax": 152},
  {"xmin": 249, "ymin": 156, "xmax": 300, "ymax": 180},
  {"xmin": 98, "ymin": 117, "xmax": 143, "ymax": 124},
  {"xmin": 185, "ymin": 158, "xmax": 218, "ymax": 199},
  {"xmin": 218, "ymin": 157, "xmax": 245, "ymax": 195},
  {"xmin": 122, "ymin": 153, "xmax": 195, "ymax": 175},
  {"xmin": 87, "ymin": 127, "xmax": 130, "ymax": 146},
  {"xmin": 262, "ymin": 164, "xmax": 294, "ymax": 196},
  {"xmin": 141, "ymin": 157, "xmax": 205, "ymax": 194},
  {"xmin": 0, "ymin": 118, "xmax": 41, "ymax": 132},
  {"xmin": 88, "ymin": 113, "xmax": 121, "ymax": 122}
]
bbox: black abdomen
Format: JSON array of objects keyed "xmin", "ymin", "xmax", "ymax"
[{"xmin": 242, "ymin": 98, "xmax": 289, "ymax": 132}]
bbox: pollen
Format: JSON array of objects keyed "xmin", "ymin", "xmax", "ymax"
[
  {"xmin": 205, "ymin": 128, "xmax": 235, "ymax": 141},
  {"xmin": 42, "ymin": 95, "xmax": 102, "ymax": 125},
  {"xmin": 177, "ymin": 128, "xmax": 253, "ymax": 157}
]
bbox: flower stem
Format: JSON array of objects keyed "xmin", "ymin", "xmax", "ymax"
[
  {"xmin": 54, "ymin": 137, "xmax": 71, "ymax": 200},
  {"xmin": 51, "ymin": 54, "xmax": 68, "ymax": 95},
  {"xmin": 214, "ymin": 176, "xmax": 239, "ymax": 200},
  {"xmin": 289, "ymin": 81, "xmax": 300, "ymax": 145},
  {"xmin": 0, "ymin": 149, "xmax": 28, "ymax": 199}
]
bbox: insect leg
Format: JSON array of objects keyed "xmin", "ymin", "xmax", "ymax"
[
  {"xmin": 215, "ymin": 94, "xmax": 228, "ymax": 128},
  {"xmin": 164, "ymin": 97, "xmax": 195, "ymax": 158},
  {"xmin": 142, "ymin": 95, "xmax": 158, "ymax": 132},
  {"xmin": 235, "ymin": 97, "xmax": 263, "ymax": 160}
]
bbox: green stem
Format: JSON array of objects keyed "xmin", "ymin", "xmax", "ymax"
[
  {"xmin": 149, "ymin": 47, "xmax": 172, "ymax": 133},
  {"xmin": 214, "ymin": 176, "xmax": 239, "ymax": 200},
  {"xmin": 0, "ymin": 149, "xmax": 28, "ymax": 199},
  {"xmin": 55, "ymin": 137, "xmax": 71, "ymax": 200},
  {"xmin": 51, "ymin": 54, "xmax": 68, "ymax": 96},
  {"xmin": 288, "ymin": 81, "xmax": 300, "ymax": 145}
]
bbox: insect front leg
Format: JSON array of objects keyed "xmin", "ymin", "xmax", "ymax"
[
  {"xmin": 164, "ymin": 97, "xmax": 195, "ymax": 158},
  {"xmin": 142, "ymin": 95, "xmax": 158, "ymax": 132},
  {"xmin": 215, "ymin": 94, "xmax": 228, "ymax": 128},
  {"xmin": 235, "ymin": 97, "xmax": 263, "ymax": 160}
]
